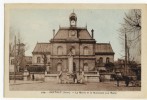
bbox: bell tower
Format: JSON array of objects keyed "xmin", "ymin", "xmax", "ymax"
[{"xmin": 69, "ymin": 11, "xmax": 77, "ymax": 27}]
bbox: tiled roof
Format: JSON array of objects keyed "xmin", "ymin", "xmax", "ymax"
[
  {"xmin": 53, "ymin": 27, "xmax": 92, "ymax": 39},
  {"xmin": 32, "ymin": 43, "xmax": 50, "ymax": 53},
  {"xmin": 96, "ymin": 43, "xmax": 114, "ymax": 54}
]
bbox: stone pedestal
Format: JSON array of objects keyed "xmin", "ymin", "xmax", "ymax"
[
  {"xmin": 68, "ymin": 55, "xmax": 73, "ymax": 74},
  {"xmin": 57, "ymin": 71, "xmax": 62, "ymax": 83},
  {"xmin": 67, "ymin": 54, "xmax": 75, "ymax": 83},
  {"xmin": 45, "ymin": 71, "xmax": 47, "ymax": 75},
  {"xmin": 23, "ymin": 69, "xmax": 29, "ymax": 81},
  {"xmin": 66, "ymin": 73, "xmax": 74, "ymax": 83},
  {"xmin": 80, "ymin": 71, "xmax": 85, "ymax": 83},
  {"xmin": 46, "ymin": 66, "xmax": 48, "ymax": 72}
]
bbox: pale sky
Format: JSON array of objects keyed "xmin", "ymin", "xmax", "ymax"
[{"xmin": 10, "ymin": 9, "xmax": 129, "ymax": 61}]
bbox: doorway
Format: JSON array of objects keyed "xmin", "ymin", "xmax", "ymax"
[{"xmin": 73, "ymin": 62, "xmax": 76, "ymax": 72}]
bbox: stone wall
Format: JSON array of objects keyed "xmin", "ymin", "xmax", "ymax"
[
  {"xmin": 85, "ymin": 75, "xmax": 100, "ymax": 83},
  {"xmin": 100, "ymin": 74, "xmax": 113, "ymax": 82},
  {"xmin": 44, "ymin": 72, "xmax": 100, "ymax": 83},
  {"xmin": 9, "ymin": 64, "xmax": 14, "ymax": 72},
  {"xmin": 80, "ymin": 43, "xmax": 94, "ymax": 55},
  {"xmin": 9, "ymin": 57, "xmax": 14, "ymax": 72},
  {"xmin": 52, "ymin": 43, "xmax": 67, "ymax": 55},
  {"xmin": 51, "ymin": 58, "xmax": 68, "ymax": 73},
  {"xmin": 32, "ymin": 54, "xmax": 50, "ymax": 65},
  {"xmin": 44, "ymin": 74, "xmax": 58, "ymax": 82},
  {"xmin": 29, "ymin": 72, "xmax": 45, "ymax": 81}
]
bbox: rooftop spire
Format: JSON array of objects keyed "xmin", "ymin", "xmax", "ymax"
[{"xmin": 69, "ymin": 10, "xmax": 77, "ymax": 27}]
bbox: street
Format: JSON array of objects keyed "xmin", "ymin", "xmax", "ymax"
[{"xmin": 9, "ymin": 80, "xmax": 141, "ymax": 91}]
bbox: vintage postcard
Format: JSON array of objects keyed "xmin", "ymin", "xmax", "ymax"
[{"xmin": 4, "ymin": 4, "xmax": 147, "ymax": 98}]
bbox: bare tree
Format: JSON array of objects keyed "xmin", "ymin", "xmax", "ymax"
[
  {"xmin": 41, "ymin": 52, "xmax": 50, "ymax": 72},
  {"xmin": 9, "ymin": 29, "xmax": 29, "ymax": 72},
  {"xmin": 119, "ymin": 9, "xmax": 141, "ymax": 63},
  {"xmin": 41, "ymin": 52, "xmax": 47, "ymax": 67}
]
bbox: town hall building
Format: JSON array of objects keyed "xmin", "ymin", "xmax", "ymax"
[{"xmin": 32, "ymin": 12, "xmax": 115, "ymax": 83}]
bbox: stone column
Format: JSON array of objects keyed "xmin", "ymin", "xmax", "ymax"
[{"xmin": 68, "ymin": 55, "xmax": 73, "ymax": 74}]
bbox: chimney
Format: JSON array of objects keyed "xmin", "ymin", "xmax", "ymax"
[
  {"xmin": 91, "ymin": 29, "xmax": 94, "ymax": 38},
  {"xmin": 53, "ymin": 29, "xmax": 55, "ymax": 37}
]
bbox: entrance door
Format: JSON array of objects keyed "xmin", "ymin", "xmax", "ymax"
[
  {"xmin": 73, "ymin": 62, "xmax": 76, "ymax": 72},
  {"xmin": 84, "ymin": 63, "xmax": 88, "ymax": 72},
  {"xmin": 57, "ymin": 63, "xmax": 62, "ymax": 72}
]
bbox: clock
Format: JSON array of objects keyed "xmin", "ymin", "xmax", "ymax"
[
  {"xmin": 71, "ymin": 30, "xmax": 76, "ymax": 36},
  {"xmin": 71, "ymin": 20, "xmax": 76, "ymax": 26},
  {"xmin": 69, "ymin": 30, "xmax": 77, "ymax": 37}
]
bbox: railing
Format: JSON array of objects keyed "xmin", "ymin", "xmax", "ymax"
[
  {"xmin": 46, "ymin": 71, "xmax": 99, "ymax": 75},
  {"xmin": 9, "ymin": 72, "xmax": 23, "ymax": 75},
  {"xmin": 30, "ymin": 72, "xmax": 45, "ymax": 74},
  {"xmin": 84, "ymin": 71, "xmax": 98, "ymax": 75}
]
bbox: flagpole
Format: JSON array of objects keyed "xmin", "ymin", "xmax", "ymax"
[{"xmin": 14, "ymin": 36, "xmax": 16, "ymax": 83}]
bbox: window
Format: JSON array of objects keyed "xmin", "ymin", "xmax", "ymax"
[
  {"xmin": 37, "ymin": 57, "xmax": 41, "ymax": 63},
  {"xmin": 11, "ymin": 59, "xmax": 14, "ymax": 65},
  {"xmin": 99, "ymin": 57, "xmax": 103, "ymax": 63},
  {"xmin": 57, "ymin": 63, "xmax": 62, "ymax": 71},
  {"xmin": 57, "ymin": 46, "xmax": 63, "ymax": 55},
  {"xmin": 71, "ymin": 47, "xmax": 76, "ymax": 55},
  {"xmin": 83, "ymin": 63, "xmax": 88, "ymax": 71},
  {"xmin": 97, "ymin": 60, "xmax": 99, "ymax": 63},
  {"xmin": 106, "ymin": 57, "xmax": 110, "ymax": 63},
  {"xmin": 83, "ymin": 46, "xmax": 89, "ymax": 55}
]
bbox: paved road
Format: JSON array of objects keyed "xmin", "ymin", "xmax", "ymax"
[{"xmin": 9, "ymin": 80, "xmax": 141, "ymax": 91}]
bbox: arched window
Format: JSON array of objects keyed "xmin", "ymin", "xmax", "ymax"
[
  {"xmin": 97, "ymin": 60, "xmax": 99, "ymax": 63},
  {"xmin": 57, "ymin": 63, "xmax": 62, "ymax": 71},
  {"xmin": 37, "ymin": 57, "xmax": 41, "ymax": 63},
  {"xmin": 57, "ymin": 46, "xmax": 63, "ymax": 55},
  {"xmin": 83, "ymin": 46, "xmax": 89, "ymax": 55},
  {"xmin": 71, "ymin": 47, "xmax": 76, "ymax": 55},
  {"xmin": 106, "ymin": 57, "xmax": 110, "ymax": 63},
  {"xmin": 99, "ymin": 57, "xmax": 103, "ymax": 63},
  {"xmin": 83, "ymin": 63, "xmax": 88, "ymax": 71},
  {"xmin": 11, "ymin": 59, "xmax": 14, "ymax": 65}
]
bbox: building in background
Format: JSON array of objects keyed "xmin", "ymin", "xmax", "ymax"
[{"xmin": 9, "ymin": 43, "xmax": 26, "ymax": 72}]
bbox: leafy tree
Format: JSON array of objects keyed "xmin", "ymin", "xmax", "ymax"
[{"xmin": 105, "ymin": 62, "xmax": 115, "ymax": 72}]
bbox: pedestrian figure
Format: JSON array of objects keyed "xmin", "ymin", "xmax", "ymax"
[
  {"xmin": 125, "ymin": 76, "xmax": 130, "ymax": 87},
  {"xmin": 32, "ymin": 74, "xmax": 35, "ymax": 81},
  {"xmin": 73, "ymin": 73, "xmax": 77, "ymax": 83},
  {"xmin": 58, "ymin": 71, "xmax": 62, "ymax": 83},
  {"xmin": 116, "ymin": 75, "xmax": 120, "ymax": 87},
  {"xmin": 28, "ymin": 74, "xmax": 31, "ymax": 80}
]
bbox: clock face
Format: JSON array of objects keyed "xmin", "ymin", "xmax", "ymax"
[
  {"xmin": 69, "ymin": 30, "xmax": 77, "ymax": 37},
  {"xmin": 71, "ymin": 20, "xmax": 75, "ymax": 25},
  {"xmin": 71, "ymin": 30, "xmax": 76, "ymax": 36}
]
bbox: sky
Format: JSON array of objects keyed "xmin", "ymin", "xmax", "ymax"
[{"xmin": 9, "ymin": 9, "xmax": 129, "ymax": 61}]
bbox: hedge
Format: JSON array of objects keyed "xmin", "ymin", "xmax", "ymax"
[{"xmin": 27, "ymin": 66, "xmax": 46, "ymax": 72}]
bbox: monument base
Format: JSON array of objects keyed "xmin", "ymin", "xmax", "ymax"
[
  {"xmin": 66, "ymin": 73, "xmax": 74, "ymax": 84},
  {"xmin": 58, "ymin": 72, "xmax": 78, "ymax": 84}
]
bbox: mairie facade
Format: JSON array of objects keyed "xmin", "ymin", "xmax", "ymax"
[{"xmin": 32, "ymin": 12, "xmax": 115, "ymax": 76}]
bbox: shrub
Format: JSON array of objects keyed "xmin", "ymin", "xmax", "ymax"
[{"xmin": 27, "ymin": 66, "xmax": 46, "ymax": 72}]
